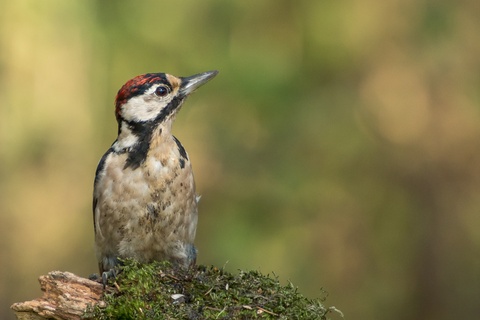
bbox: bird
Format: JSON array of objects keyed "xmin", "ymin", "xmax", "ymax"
[{"xmin": 93, "ymin": 70, "xmax": 218, "ymax": 278}]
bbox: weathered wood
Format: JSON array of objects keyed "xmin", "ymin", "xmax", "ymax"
[{"xmin": 11, "ymin": 271, "xmax": 104, "ymax": 320}]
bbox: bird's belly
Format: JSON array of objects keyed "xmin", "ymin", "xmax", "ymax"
[{"xmin": 94, "ymin": 152, "xmax": 198, "ymax": 263}]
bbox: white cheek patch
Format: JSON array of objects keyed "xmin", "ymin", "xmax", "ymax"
[
  {"xmin": 121, "ymin": 95, "xmax": 170, "ymax": 122},
  {"xmin": 113, "ymin": 123, "xmax": 138, "ymax": 151}
]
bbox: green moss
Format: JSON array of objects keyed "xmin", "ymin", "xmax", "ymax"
[{"xmin": 86, "ymin": 259, "xmax": 341, "ymax": 319}]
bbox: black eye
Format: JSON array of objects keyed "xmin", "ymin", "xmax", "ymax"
[{"xmin": 155, "ymin": 85, "xmax": 169, "ymax": 97}]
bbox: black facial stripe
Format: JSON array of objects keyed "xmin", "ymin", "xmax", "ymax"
[
  {"xmin": 123, "ymin": 121, "xmax": 155, "ymax": 170},
  {"xmin": 155, "ymin": 95, "xmax": 184, "ymax": 123}
]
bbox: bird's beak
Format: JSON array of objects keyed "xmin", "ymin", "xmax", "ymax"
[{"xmin": 180, "ymin": 70, "xmax": 218, "ymax": 96}]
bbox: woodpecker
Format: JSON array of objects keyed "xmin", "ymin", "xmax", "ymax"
[{"xmin": 93, "ymin": 70, "xmax": 218, "ymax": 277}]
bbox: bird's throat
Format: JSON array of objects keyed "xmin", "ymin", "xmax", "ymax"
[{"xmin": 115, "ymin": 120, "xmax": 176, "ymax": 170}]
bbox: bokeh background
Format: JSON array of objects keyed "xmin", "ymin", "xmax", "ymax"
[{"xmin": 1, "ymin": 1, "xmax": 479, "ymax": 319}]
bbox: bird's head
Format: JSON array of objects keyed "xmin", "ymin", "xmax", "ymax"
[{"xmin": 114, "ymin": 70, "xmax": 218, "ymax": 126}]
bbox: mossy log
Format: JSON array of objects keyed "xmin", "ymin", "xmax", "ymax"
[{"xmin": 11, "ymin": 260, "xmax": 341, "ymax": 320}]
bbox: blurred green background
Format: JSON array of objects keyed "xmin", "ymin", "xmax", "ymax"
[{"xmin": 1, "ymin": 0, "xmax": 479, "ymax": 319}]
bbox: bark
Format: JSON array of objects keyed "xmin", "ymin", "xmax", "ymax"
[{"xmin": 10, "ymin": 271, "xmax": 103, "ymax": 320}]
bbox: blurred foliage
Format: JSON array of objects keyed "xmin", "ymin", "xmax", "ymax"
[{"xmin": 1, "ymin": 0, "xmax": 479, "ymax": 319}]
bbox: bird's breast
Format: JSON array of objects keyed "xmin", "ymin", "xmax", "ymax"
[
  {"xmin": 95, "ymin": 135, "xmax": 196, "ymax": 225},
  {"xmin": 94, "ymin": 136, "xmax": 198, "ymax": 259}
]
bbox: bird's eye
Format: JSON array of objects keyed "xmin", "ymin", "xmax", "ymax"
[{"xmin": 155, "ymin": 85, "xmax": 170, "ymax": 97}]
